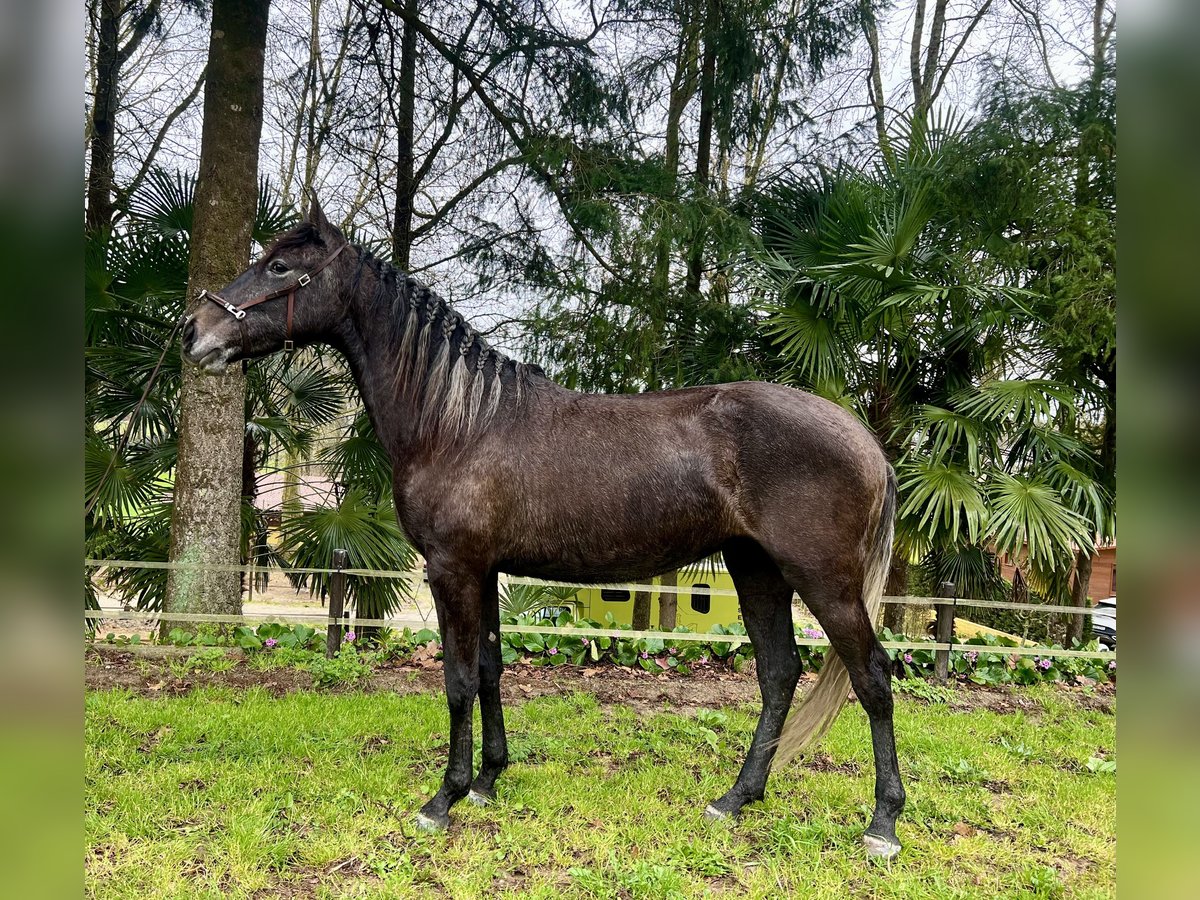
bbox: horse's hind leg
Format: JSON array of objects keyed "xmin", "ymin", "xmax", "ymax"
[
  {"xmin": 468, "ymin": 572, "xmax": 508, "ymax": 805},
  {"xmin": 705, "ymin": 539, "xmax": 801, "ymax": 819},
  {"xmin": 787, "ymin": 571, "xmax": 905, "ymax": 857}
]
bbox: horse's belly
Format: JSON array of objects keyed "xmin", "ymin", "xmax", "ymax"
[{"xmin": 500, "ymin": 491, "xmax": 733, "ymax": 583}]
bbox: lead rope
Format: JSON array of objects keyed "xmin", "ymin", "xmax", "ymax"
[{"xmin": 85, "ymin": 316, "xmax": 183, "ymax": 519}]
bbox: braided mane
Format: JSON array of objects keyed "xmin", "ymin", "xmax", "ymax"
[{"xmin": 349, "ymin": 244, "xmax": 533, "ymax": 442}]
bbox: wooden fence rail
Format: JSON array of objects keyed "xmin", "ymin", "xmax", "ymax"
[
  {"xmin": 84, "ymin": 558, "xmax": 1113, "ymax": 615},
  {"xmin": 86, "ymin": 554, "xmax": 1115, "ymax": 662}
]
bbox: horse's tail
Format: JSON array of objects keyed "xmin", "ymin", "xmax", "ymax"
[{"xmin": 771, "ymin": 464, "xmax": 896, "ymax": 767}]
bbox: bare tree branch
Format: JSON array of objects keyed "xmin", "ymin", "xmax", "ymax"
[
  {"xmin": 114, "ymin": 64, "xmax": 207, "ymax": 217},
  {"xmin": 931, "ymin": 0, "xmax": 995, "ymax": 107},
  {"xmin": 377, "ymin": 0, "xmax": 626, "ymax": 282},
  {"xmin": 116, "ymin": 0, "xmax": 162, "ymax": 68}
]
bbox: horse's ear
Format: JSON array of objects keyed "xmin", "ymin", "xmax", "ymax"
[{"xmin": 307, "ymin": 191, "xmax": 331, "ymax": 233}]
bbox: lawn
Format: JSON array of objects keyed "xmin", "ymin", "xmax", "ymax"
[{"xmin": 85, "ymin": 677, "xmax": 1115, "ymax": 899}]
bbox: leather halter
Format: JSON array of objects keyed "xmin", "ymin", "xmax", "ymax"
[{"xmin": 198, "ymin": 243, "xmax": 347, "ymax": 352}]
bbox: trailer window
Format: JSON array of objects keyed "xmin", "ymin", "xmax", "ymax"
[
  {"xmin": 691, "ymin": 583, "xmax": 711, "ymax": 614},
  {"xmin": 601, "ymin": 589, "xmax": 630, "ymax": 602}
]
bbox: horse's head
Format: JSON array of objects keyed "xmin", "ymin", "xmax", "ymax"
[{"xmin": 181, "ymin": 196, "xmax": 349, "ymax": 373}]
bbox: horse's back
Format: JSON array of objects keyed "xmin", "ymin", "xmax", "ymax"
[{"xmin": 415, "ymin": 379, "xmax": 888, "ymax": 578}]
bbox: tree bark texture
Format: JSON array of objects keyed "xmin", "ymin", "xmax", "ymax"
[
  {"xmin": 85, "ymin": 0, "xmax": 120, "ymax": 234},
  {"xmin": 392, "ymin": 0, "xmax": 418, "ymax": 269},
  {"xmin": 685, "ymin": 5, "xmax": 716, "ymax": 299},
  {"xmin": 166, "ymin": 0, "xmax": 270, "ymax": 624},
  {"xmin": 1065, "ymin": 547, "xmax": 1094, "ymax": 647},
  {"xmin": 658, "ymin": 569, "xmax": 679, "ymax": 631},
  {"xmin": 631, "ymin": 589, "xmax": 651, "ymax": 631},
  {"xmin": 653, "ymin": 17, "xmax": 697, "ymax": 296},
  {"xmin": 87, "ymin": 0, "xmax": 163, "ymax": 233},
  {"xmin": 881, "ymin": 554, "xmax": 909, "ymax": 633}
]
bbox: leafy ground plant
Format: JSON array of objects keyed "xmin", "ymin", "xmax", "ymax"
[{"xmin": 306, "ymin": 644, "xmax": 375, "ymax": 689}]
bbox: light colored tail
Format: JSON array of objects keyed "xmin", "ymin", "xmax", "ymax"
[{"xmin": 772, "ymin": 465, "xmax": 896, "ymax": 767}]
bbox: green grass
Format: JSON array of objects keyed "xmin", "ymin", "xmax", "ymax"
[{"xmin": 85, "ymin": 685, "xmax": 1115, "ymax": 899}]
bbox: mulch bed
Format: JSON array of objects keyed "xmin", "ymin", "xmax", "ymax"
[{"xmin": 85, "ymin": 644, "xmax": 1114, "ymax": 716}]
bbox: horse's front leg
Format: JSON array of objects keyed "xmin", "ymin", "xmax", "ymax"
[
  {"xmin": 415, "ymin": 559, "xmax": 482, "ymax": 832},
  {"xmin": 468, "ymin": 572, "xmax": 507, "ymax": 805}
]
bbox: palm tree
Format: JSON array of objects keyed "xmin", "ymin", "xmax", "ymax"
[
  {"xmin": 751, "ymin": 117, "xmax": 1098, "ymax": 625},
  {"xmin": 949, "ymin": 71, "xmax": 1116, "ymax": 640}
]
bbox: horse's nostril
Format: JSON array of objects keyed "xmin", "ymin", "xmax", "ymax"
[{"xmin": 181, "ymin": 318, "xmax": 196, "ymax": 351}]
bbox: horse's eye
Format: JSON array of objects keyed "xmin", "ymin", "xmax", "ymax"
[{"xmin": 269, "ymin": 260, "xmax": 290, "ymax": 275}]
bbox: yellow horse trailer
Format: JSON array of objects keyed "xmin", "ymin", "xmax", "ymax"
[{"xmin": 572, "ymin": 568, "xmax": 743, "ymax": 631}]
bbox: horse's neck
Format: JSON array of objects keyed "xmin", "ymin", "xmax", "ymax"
[
  {"xmin": 337, "ymin": 307, "xmax": 412, "ymax": 465},
  {"xmin": 335, "ymin": 259, "xmax": 543, "ymax": 475}
]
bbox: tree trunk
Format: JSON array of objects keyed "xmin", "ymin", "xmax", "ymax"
[
  {"xmin": 1065, "ymin": 547, "xmax": 1094, "ymax": 647},
  {"xmin": 85, "ymin": 0, "xmax": 120, "ymax": 235},
  {"xmin": 87, "ymin": 0, "xmax": 162, "ymax": 233},
  {"xmin": 631, "ymin": 590, "xmax": 651, "ymax": 631},
  {"xmin": 882, "ymin": 555, "xmax": 908, "ymax": 634},
  {"xmin": 674, "ymin": 5, "xmax": 716, "ymax": 386},
  {"xmin": 392, "ymin": 0, "xmax": 418, "ymax": 269},
  {"xmin": 862, "ymin": 10, "xmax": 893, "ymax": 166},
  {"xmin": 653, "ymin": 17, "xmax": 697, "ymax": 297},
  {"xmin": 658, "ymin": 569, "xmax": 678, "ymax": 630},
  {"xmin": 240, "ymin": 428, "xmax": 259, "ymax": 596},
  {"xmin": 685, "ymin": 9, "xmax": 716, "ymax": 299},
  {"xmin": 165, "ymin": 0, "xmax": 270, "ymax": 631}
]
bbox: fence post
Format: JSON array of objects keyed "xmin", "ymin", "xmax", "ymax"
[
  {"xmin": 326, "ymin": 549, "xmax": 348, "ymax": 658},
  {"xmin": 934, "ymin": 581, "xmax": 956, "ymax": 682}
]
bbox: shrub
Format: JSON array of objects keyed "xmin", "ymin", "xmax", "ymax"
[
  {"xmin": 307, "ymin": 644, "xmax": 374, "ymax": 688},
  {"xmin": 879, "ymin": 628, "xmax": 1112, "ymax": 685},
  {"xmin": 165, "ymin": 622, "xmax": 325, "ymax": 652}
]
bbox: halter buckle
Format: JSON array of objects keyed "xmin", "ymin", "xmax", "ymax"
[
  {"xmin": 283, "ymin": 339, "xmax": 295, "ymax": 352},
  {"xmin": 297, "ymin": 273, "xmax": 311, "ymax": 287},
  {"xmin": 200, "ymin": 289, "xmax": 246, "ymax": 319}
]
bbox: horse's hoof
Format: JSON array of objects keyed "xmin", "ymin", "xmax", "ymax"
[
  {"xmin": 863, "ymin": 832, "xmax": 901, "ymax": 861},
  {"xmin": 467, "ymin": 789, "xmax": 492, "ymax": 807},
  {"xmin": 703, "ymin": 804, "xmax": 733, "ymax": 821},
  {"xmin": 414, "ymin": 812, "xmax": 447, "ymax": 833}
]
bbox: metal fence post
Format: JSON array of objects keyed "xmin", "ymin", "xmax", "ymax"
[
  {"xmin": 934, "ymin": 581, "xmax": 956, "ymax": 682},
  {"xmin": 326, "ymin": 549, "xmax": 348, "ymax": 658}
]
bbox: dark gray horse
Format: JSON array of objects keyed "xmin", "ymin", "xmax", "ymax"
[{"xmin": 181, "ymin": 200, "xmax": 905, "ymax": 859}]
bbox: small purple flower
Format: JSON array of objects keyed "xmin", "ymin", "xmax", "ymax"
[
  {"xmin": 802, "ymin": 627, "xmax": 825, "ymax": 640},
  {"xmin": 1108, "ymin": 660, "xmax": 1116, "ymax": 670},
  {"xmin": 669, "ymin": 647, "xmax": 678, "ymax": 655},
  {"xmin": 640, "ymin": 650, "xmax": 649, "ymax": 659},
  {"xmin": 344, "ymin": 631, "xmax": 356, "ymax": 643},
  {"xmin": 264, "ymin": 638, "xmax": 278, "ymax": 648},
  {"xmin": 580, "ymin": 637, "xmax": 589, "ymax": 646},
  {"xmin": 548, "ymin": 647, "xmax": 558, "ymax": 655},
  {"xmin": 965, "ymin": 651, "xmax": 978, "ymax": 662},
  {"xmin": 903, "ymin": 653, "xmax": 913, "ymax": 664},
  {"xmin": 1038, "ymin": 658, "xmax": 1053, "ymax": 670},
  {"xmin": 699, "ymin": 656, "xmax": 709, "ymax": 665}
]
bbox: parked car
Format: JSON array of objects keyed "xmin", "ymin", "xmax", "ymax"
[{"xmin": 1092, "ymin": 596, "xmax": 1116, "ymax": 649}]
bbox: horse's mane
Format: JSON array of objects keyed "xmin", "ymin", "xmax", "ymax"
[{"xmin": 345, "ymin": 242, "xmax": 537, "ymax": 442}]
